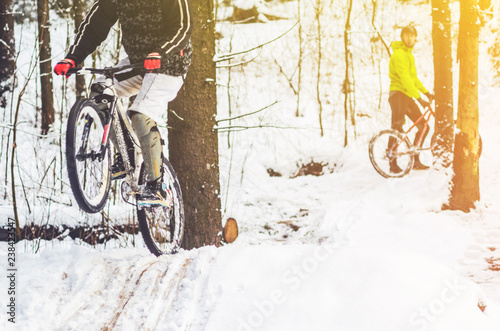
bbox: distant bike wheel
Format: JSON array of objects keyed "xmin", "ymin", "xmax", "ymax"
[
  {"xmin": 66, "ymin": 99, "xmax": 111, "ymax": 213},
  {"xmin": 137, "ymin": 158, "xmax": 185, "ymax": 256},
  {"xmin": 369, "ymin": 129, "xmax": 414, "ymax": 178}
]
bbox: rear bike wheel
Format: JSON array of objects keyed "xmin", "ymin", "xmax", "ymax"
[
  {"xmin": 66, "ymin": 99, "xmax": 111, "ymax": 213},
  {"xmin": 369, "ymin": 129, "xmax": 414, "ymax": 178},
  {"xmin": 137, "ymin": 157, "xmax": 185, "ymax": 256}
]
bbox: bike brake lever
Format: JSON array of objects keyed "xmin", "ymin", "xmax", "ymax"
[{"xmin": 66, "ymin": 67, "xmax": 86, "ymax": 76}]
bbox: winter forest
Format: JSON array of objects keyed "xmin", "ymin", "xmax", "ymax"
[{"xmin": 1, "ymin": 0, "xmax": 500, "ymax": 329}]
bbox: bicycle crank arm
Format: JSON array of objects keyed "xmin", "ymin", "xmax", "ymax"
[
  {"xmin": 121, "ymin": 181, "xmax": 140, "ymax": 206},
  {"xmin": 76, "ymin": 150, "xmax": 105, "ymax": 162}
]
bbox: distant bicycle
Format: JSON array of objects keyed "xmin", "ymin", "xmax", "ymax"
[
  {"xmin": 65, "ymin": 65, "xmax": 184, "ymax": 256},
  {"xmin": 369, "ymin": 104, "xmax": 482, "ymax": 178}
]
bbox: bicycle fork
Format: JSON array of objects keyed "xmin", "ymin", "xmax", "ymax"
[{"xmin": 76, "ymin": 115, "xmax": 94, "ymax": 161}]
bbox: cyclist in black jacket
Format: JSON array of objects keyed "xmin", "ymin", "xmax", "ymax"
[{"xmin": 54, "ymin": 0, "xmax": 193, "ymax": 206}]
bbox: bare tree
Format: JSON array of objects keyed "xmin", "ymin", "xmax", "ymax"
[
  {"xmin": 315, "ymin": 0, "xmax": 324, "ymax": 136},
  {"xmin": 73, "ymin": 0, "xmax": 86, "ymax": 99},
  {"xmin": 169, "ymin": 0, "xmax": 222, "ymax": 249},
  {"xmin": 37, "ymin": 0, "xmax": 55, "ymax": 134},
  {"xmin": 343, "ymin": 0, "xmax": 354, "ymax": 146},
  {"xmin": 296, "ymin": 0, "xmax": 303, "ymax": 117},
  {"xmin": 0, "ymin": 0, "xmax": 15, "ymax": 108},
  {"xmin": 431, "ymin": 0, "xmax": 454, "ymax": 168},
  {"xmin": 449, "ymin": 0, "xmax": 480, "ymax": 211}
]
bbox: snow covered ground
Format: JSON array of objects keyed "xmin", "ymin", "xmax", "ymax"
[
  {"xmin": 3, "ymin": 239, "xmax": 500, "ymax": 330},
  {"xmin": 4, "ymin": 96, "xmax": 500, "ymax": 329},
  {"xmin": 1, "ymin": 1, "xmax": 500, "ymax": 330}
]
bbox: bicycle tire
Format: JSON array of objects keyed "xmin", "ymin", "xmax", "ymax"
[
  {"xmin": 137, "ymin": 157, "xmax": 185, "ymax": 256},
  {"xmin": 66, "ymin": 99, "xmax": 111, "ymax": 213},
  {"xmin": 369, "ymin": 129, "xmax": 414, "ymax": 178}
]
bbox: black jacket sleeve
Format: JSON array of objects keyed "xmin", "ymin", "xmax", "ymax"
[
  {"xmin": 66, "ymin": 0, "xmax": 118, "ymax": 64},
  {"xmin": 158, "ymin": 0, "xmax": 193, "ymax": 57}
]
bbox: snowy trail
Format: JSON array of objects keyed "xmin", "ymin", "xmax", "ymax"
[
  {"xmin": 4, "ymin": 127, "xmax": 500, "ymax": 330},
  {"xmin": 6, "ymin": 240, "xmax": 500, "ymax": 331},
  {"xmin": 12, "ymin": 246, "xmax": 220, "ymax": 330}
]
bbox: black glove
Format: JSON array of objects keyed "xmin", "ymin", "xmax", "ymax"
[
  {"xmin": 425, "ymin": 92, "xmax": 434, "ymax": 101},
  {"xmin": 417, "ymin": 98, "xmax": 431, "ymax": 109}
]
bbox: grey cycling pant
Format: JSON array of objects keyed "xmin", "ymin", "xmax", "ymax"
[{"xmin": 100, "ymin": 58, "xmax": 183, "ymax": 182}]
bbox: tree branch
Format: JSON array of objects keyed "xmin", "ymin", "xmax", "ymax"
[
  {"xmin": 216, "ymin": 47, "xmax": 262, "ymax": 68},
  {"xmin": 214, "ymin": 20, "xmax": 299, "ymax": 62},
  {"xmin": 216, "ymin": 100, "xmax": 279, "ymax": 123}
]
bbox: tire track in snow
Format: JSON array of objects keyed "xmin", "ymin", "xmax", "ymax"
[
  {"xmin": 53, "ymin": 253, "xmax": 159, "ymax": 330},
  {"xmin": 458, "ymin": 219, "xmax": 500, "ymax": 305},
  {"xmin": 102, "ymin": 259, "xmax": 162, "ymax": 330},
  {"xmin": 139, "ymin": 257, "xmax": 192, "ymax": 330},
  {"xmin": 17, "ymin": 245, "xmax": 220, "ymax": 330},
  {"xmin": 140, "ymin": 249, "xmax": 218, "ymax": 330},
  {"xmin": 97, "ymin": 254, "xmax": 196, "ymax": 330},
  {"xmin": 163, "ymin": 253, "xmax": 218, "ymax": 331},
  {"xmin": 87, "ymin": 249, "xmax": 218, "ymax": 330}
]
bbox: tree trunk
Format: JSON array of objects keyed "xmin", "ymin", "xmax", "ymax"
[
  {"xmin": 37, "ymin": 0, "xmax": 55, "ymax": 134},
  {"xmin": 343, "ymin": 0, "xmax": 354, "ymax": 146},
  {"xmin": 168, "ymin": 0, "xmax": 222, "ymax": 249},
  {"xmin": 431, "ymin": 0, "xmax": 454, "ymax": 168},
  {"xmin": 0, "ymin": 0, "xmax": 15, "ymax": 108},
  {"xmin": 73, "ymin": 0, "xmax": 86, "ymax": 99},
  {"xmin": 316, "ymin": 0, "xmax": 323, "ymax": 137},
  {"xmin": 449, "ymin": 0, "xmax": 480, "ymax": 211},
  {"xmin": 296, "ymin": 0, "xmax": 302, "ymax": 117}
]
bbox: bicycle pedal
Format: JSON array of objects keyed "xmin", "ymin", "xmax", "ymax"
[
  {"xmin": 136, "ymin": 182, "xmax": 173, "ymax": 209},
  {"xmin": 112, "ymin": 171, "xmax": 126, "ymax": 180},
  {"xmin": 121, "ymin": 181, "xmax": 140, "ymax": 205}
]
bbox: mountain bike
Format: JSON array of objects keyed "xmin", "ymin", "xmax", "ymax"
[
  {"xmin": 65, "ymin": 64, "xmax": 184, "ymax": 256},
  {"xmin": 369, "ymin": 104, "xmax": 482, "ymax": 178}
]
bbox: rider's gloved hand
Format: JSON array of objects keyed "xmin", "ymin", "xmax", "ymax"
[
  {"xmin": 417, "ymin": 97, "xmax": 431, "ymax": 109},
  {"xmin": 53, "ymin": 59, "xmax": 75, "ymax": 77},
  {"xmin": 144, "ymin": 52, "xmax": 161, "ymax": 71},
  {"xmin": 425, "ymin": 92, "xmax": 434, "ymax": 101}
]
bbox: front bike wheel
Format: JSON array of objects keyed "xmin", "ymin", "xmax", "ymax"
[
  {"xmin": 369, "ymin": 129, "xmax": 414, "ymax": 178},
  {"xmin": 66, "ymin": 99, "xmax": 111, "ymax": 213},
  {"xmin": 137, "ymin": 158, "xmax": 185, "ymax": 256}
]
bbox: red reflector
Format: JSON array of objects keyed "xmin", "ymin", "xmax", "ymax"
[{"xmin": 102, "ymin": 124, "xmax": 110, "ymax": 144}]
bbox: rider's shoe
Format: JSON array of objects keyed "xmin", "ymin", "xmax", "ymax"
[
  {"xmin": 137, "ymin": 178, "xmax": 171, "ymax": 208},
  {"xmin": 111, "ymin": 154, "xmax": 126, "ymax": 180},
  {"xmin": 390, "ymin": 161, "xmax": 403, "ymax": 174},
  {"xmin": 413, "ymin": 158, "xmax": 430, "ymax": 170}
]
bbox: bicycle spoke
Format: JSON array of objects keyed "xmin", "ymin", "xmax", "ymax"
[
  {"xmin": 75, "ymin": 112, "xmax": 107, "ymax": 201},
  {"xmin": 67, "ymin": 100, "xmax": 111, "ymax": 213},
  {"xmin": 369, "ymin": 130, "xmax": 414, "ymax": 178},
  {"xmin": 137, "ymin": 158, "xmax": 184, "ymax": 256}
]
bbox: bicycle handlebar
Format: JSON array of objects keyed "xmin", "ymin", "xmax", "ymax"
[{"xmin": 66, "ymin": 63, "xmax": 144, "ymax": 76}]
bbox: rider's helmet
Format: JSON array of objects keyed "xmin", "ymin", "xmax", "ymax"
[{"xmin": 401, "ymin": 25, "xmax": 417, "ymax": 38}]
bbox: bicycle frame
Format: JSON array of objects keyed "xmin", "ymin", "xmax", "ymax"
[
  {"xmin": 70, "ymin": 66, "xmax": 143, "ymax": 194},
  {"xmin": 402, "ymin": 106, "xmax": 434, "ymax": 150},
  {"xmin": 388, "ymin": 105, "xmax": 434, "ymax": 158}
]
